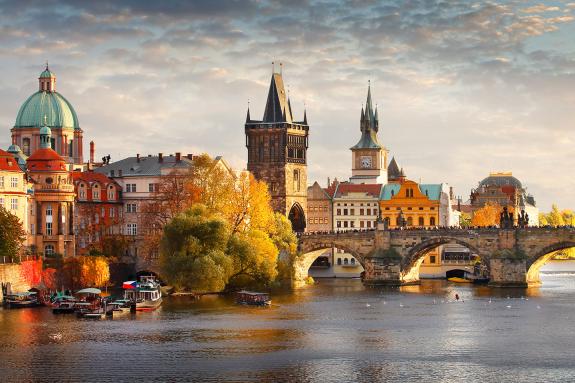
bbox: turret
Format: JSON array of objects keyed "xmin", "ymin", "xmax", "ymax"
[{"xmin": 39, "ymin": 62, "xmax": 56, "ymax": 92}]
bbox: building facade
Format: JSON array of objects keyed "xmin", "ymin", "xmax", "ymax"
[
  {"xmin": 306, "ymin": 181, "xmax": 333, "ymax": 232},
  {"xmin": 11, "ymin": 65, "xmax": 83, "ymax": 165},
  {"xmin": 26, "ymin": 126, "xmax": 76, "ymax": 257},
  {"xmin": 245, "ymin": 70, "xmax": 309, "ymax": 232},
  {"xmin": 0, "ymin": 149, "xmax": 30, "ymax": 237},
  {"xmin": 72, "ymin": 171, "xmax": 123, "ymax": 255}
]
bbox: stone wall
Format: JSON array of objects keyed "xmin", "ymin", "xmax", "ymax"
[
  {"xmin": 489, "ymin": 258, "xmax": 527, "ymax": 287},
  {"xmin": 0, "ymin": 263, "xmax": 32, "ymax": 300}
]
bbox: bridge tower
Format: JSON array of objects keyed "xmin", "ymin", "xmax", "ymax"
[{"xmin": 245, "ymin": 66, "xmax": 309, "ymax": 232}]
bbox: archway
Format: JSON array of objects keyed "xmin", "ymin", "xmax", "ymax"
[
  {"xmin": 288, "ymin": 203, "xmax": 306, "ymax": 233},
  {"xmin": 403, "ymin": 237, "xmax": 485, "ymax": 284},
  {"xmin": 526, "ymin": 241, "xmax": 575, "ymax": 286},
  {"xmin": 294, "ymin": 244, "xmax": 366, "ymax": 284}
]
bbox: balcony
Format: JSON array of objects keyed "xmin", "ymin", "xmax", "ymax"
[{"xmin": 37, "ymin": 184, "xmax": 75, "ymax": 192}]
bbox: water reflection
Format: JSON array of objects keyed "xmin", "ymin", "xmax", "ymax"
[{"xmin": 0, "ymin": 261, "xmax": 575, "ymax": 382}]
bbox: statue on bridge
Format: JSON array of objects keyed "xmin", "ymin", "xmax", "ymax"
[
  {"xmin": 518, "ymin": 209, "xmax": 529, "ymax": 228},
  {"xmin": 499, "ymin": 206, "xmax": 514, "ymax": 229},
  {"xmin": 397, "ymin": 210, "xmax": 407, "ymax": 228}
]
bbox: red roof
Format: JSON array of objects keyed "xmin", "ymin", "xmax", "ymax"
[
  {"xmin": 26, "ymin": 148, "xmax": 66, "ymax": 171},
  {"xmin": 334, "ymin": 183, "xmax": 383, "ymax": 198},
  {"xmin": 0, "ymin": 149, "xmax": 22, "ymax": 172}
]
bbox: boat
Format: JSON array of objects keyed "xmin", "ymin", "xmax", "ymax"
[
  {"xmin": 123, "ymin": 276, "xmax": 162, "ymax": 311},
  {"xmin": 2, "ymin": 291, "xmax": 41, "ymax": 308},
  {"xmin": 51, "ymin": 295, "xmax": 78, "ymax": 314},
  {"xmin": 447, "ymin": 277, "xmax": 473, "ymax": 284},
  {"xmin": 109, "ymin": 299, "xmax": 132, "ymax": 314},
  {"xmin": 235, "ymin": 291, "xmax": 271, "ymax": 306}
]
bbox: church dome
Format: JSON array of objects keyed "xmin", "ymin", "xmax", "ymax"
[
  {"xmin": 14, "ymin": 91, "xmax": 80, "ymax": 130},
  {"xmin": 479, "ymin": 173, "xmax": 523, "ymax": 189},
  {"xmin": 13, "ymin": 65, "xmax": 80, "ymax": 130}
]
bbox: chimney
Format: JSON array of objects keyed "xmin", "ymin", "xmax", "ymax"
[
  {"xmin": 89, "ymin": 141, "xmax": 95, "ymax": 164},
  {"xmin": 158, "ymin": 153, "xmax": 163, "ymax": 163},
  {"xmin": 136, "ymin": 153, "xmax": 140, "ymax": 163},
  {"xmin": 327, "ymin": 177, "xmax": 331, "ymax": 188},
  {"xmin": 176, "ymin": 152, "xmax": 181, "ymax": 162},
  {"xmin": 449, "ymin": 186, "xmax": 454, "ymax": 200},
  {"xmin": 187, "ymin": 153, "xmax": 193, "ymax": 160}
]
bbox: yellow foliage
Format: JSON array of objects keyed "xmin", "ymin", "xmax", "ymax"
[
  {"xmin": 63, "ymin": 256, "xmax": 110, "ymax": 289},
  {"xmin": 472, "ymin": 202, "xmax": 502, "ymax": 227}
]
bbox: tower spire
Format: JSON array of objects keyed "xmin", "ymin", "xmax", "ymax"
[{"xmin": 246, "ymin": 100, "xmax": 251, "ymax": 123}]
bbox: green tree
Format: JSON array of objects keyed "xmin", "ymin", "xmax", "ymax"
[
  {"xmin": 0, "ymin": 206, "xmax": 26, "ymax": 259},
  {"xmin": 540, "ymin": 205, "xmax": 575, "ymax": 259},
  {"xmin": 459, "ymin": 212, "xmax": 472, "ymax": 228},
  {"xmin": 160, "ymin": 205, "xmax": 233, "ymax": 292}
]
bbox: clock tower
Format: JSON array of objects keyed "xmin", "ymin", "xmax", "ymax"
[{"xmin": 350, "ymin": 83, "xmax": 388, "ymax": 184}]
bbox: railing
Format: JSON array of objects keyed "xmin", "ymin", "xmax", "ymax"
[{"xmin": 0, "ymin": 255, "xmax": 39, "ymax": 264}]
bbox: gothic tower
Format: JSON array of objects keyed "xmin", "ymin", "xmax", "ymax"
[
  {"xmin": 245, "ymin": 68, "xmax": 309, "ymax": 232},
  {"xmin": 350, "ymin": 83, "xmax": 388, "ymax": 184}
]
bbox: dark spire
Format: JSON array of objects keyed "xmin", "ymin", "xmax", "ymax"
[
  {"xmin": 303, "ymin": 108, "xmax": 307, "ymax": 125},
  {"xmin": 246, "ymin": 102, "xmax": 251, "ymax": 123},
  {"xmin": 388, "ymin": 157, "xmax": 401, "ymax": 181},
  {"xmin": 351, "ymin": 82, "xmax": 381, "ymax": 150},
  {"xmin": 360, "ymin": 105, "xmax": 364, "ymax": 122},
  {"xmin": 262, "ymin": 72, "xmax": 292, "ymax": 123}
]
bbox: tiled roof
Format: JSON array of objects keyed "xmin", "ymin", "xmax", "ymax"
[
  {"xmin": 380, "ymin": 184, "xmax": 401, "ymax": 200},
  {"xmin": 94, "ymin": 155, "xmax": 192, "ymax": 178},
  {"xmin": 72, "ymin": 170, "xmax": 117, "ymax": 186},
  {"xmin": 334, "ymin": 183, "xmax": 382, "ymax": 198},
  {"xmin": 418, "ymin": 184, "xmax": 442, "ymax": 201},
  {"xmin": 0, "ymin": 149, "xmax": 22, "ymax": 172},
  {"xmin": 26, "ymin": 148, "xmax": 67, "ymax": 171}
]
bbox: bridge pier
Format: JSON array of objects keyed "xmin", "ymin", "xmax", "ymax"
[
  {"xmin": 488, "ymin": 256, "xmax": 528, "ymax": 288},
  {"xmin": 363, "ymin": 250, "xmax": 420, "ymax": 287}
]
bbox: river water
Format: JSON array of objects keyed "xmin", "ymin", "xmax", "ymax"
[{"xmin": 1, "ymin": 262, "xmax": 575, "ymax": 382}]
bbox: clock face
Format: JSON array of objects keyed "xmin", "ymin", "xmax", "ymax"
[{"xmin": 361, "ymin": 156, "xmax": 372, "ymax": 169}]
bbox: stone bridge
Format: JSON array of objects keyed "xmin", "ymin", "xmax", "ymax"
[{"xmin": 296, "ymin": 225, "xmax": 575, "ymax": 287}]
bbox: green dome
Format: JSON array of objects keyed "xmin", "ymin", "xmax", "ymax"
[
  {"xmin": 40, "ymin": 69, "xmax": 55, "ymax": 78},
  {"xmin": 14, "ymin": 91, "xmax": 80, "ymax": 130}
]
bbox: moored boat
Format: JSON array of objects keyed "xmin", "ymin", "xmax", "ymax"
[
  {"xmin": 235, "ymin": 291, "xmax": 271, "ymax": 306},
  {"xmin": 51, "ymin": 295, "xmax": 78, "ymax": 314},
  {"xmin": 3, "ymin": 291, "xmax": 41, "ymax": 308},
  {"xmin": 123, "ymin": 276, "xmax": 162, "ymax": 311}
]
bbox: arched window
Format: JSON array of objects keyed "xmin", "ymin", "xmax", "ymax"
[
  {"xmin": 344, "ymin": 258, "xmax": 349, "ymax": 265},
  {"xmin": 407, "ymin": 217, "xmax": 413, "ymax": 226},
  {"xmin": 418, "ymin": 217, "xmax": 425, "ymax": 226},
  {"xmin": 44, "ymin": 244, "xmax": 55, "ymax": 256},
  {"xmin": 337, "ymin": 258, "xmax": 342, "ymax": 265},
  {"xmin": 391, "ymin": 190, "xmax": 395, "ymax": 197},
  {"xmin": 351, "ymin": 258, "xmax": 356, "ymax": 265},
  {"xmin": 78, "ymin": 183, "xmax": 86, "ymax": 200},
  {"xmin": 22, "ymin": 138, "xmax": 31, "ymax": 156},
  {"xmin": 92, "ymin": 183, "xmax": 100, "ymax": 200},
  {"xmin": 107, "ymin": 185, "xmax": 115, "ymax": 200},
  {"xmin": 293, "ymin": 170, "xmax": 300, "ymax": 192},
  {"xmin": 430, "ymin": 217, "xmax": 436, "ymax": 226}
]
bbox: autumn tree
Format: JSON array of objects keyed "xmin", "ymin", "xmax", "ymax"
[
  {"xmin": 61, "ymin": 256, "xmax": 110, "ymax": 290},
  {"xmin": 540, "ymin": 205, "xmax": 575, "ymax": 259},
  {"xmin": 160, "ymin": 205, "xmax": 233, "ymax": 292},
  {"xmin": 0, "ymin": 206, "xmax": 26, "ymax": 260},
  {"xmin": 459, "ymin": 212, "xmax": 472, "ymax": 228},
  {"xmin": 472, "ymin": 202, "xmax": 502, "ymax": 227}
]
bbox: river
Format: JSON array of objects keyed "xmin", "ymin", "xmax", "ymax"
[{"xmin": 1, "ymin": 261, "xmax": 575, "ymax": 382}]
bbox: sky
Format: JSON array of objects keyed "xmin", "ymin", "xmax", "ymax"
[{"xmin": 0, "ymin": 0, "xmax": 573, "ymax": 212}]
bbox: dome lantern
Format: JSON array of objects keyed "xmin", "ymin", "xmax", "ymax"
[
  {"xmin": 39, "ymin": 62, "xmax": 56, "ymax": 92},
  {"xmin": 39, "ymin": 117, "xmax": 52, "ymax": 149}
]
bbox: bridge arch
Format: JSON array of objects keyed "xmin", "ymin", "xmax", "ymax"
[
  {"xmin": 526, "ymin": 241, "xmax": 575, "ymax": 285},
  {"xmin": 402, "ymin": 237, "xmax": 486, "ymax": 283}
]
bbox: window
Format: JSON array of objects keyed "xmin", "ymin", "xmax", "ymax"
[
  {"xmin": 344, "ymin": 258, "xmax": 349, "ymax": 265},
  {"xmin": 337, "ymin": 209, "xmax": 341, "ymax": 215},
  {"xmin": 0, "ymin": 176, "xmax": 3, "ymax": 189},
  {"xmin": 419, "ymin": 207, "xmax": 424, "ymax": 210},
  {"xmin": 350, "ymin": 221, "xmax": 355, "ymax": 228},
  {"xmin": 293, "ymin": 170, "xmax": 300, "ymax": 192},
  {"xmin": 11, "ymin": 198, "xmax": 17, "ymax": 211},
  {"xmin": 30, "ymin": 223, "xmax": 35, "ymax": 235},
  {"xmin": 46, "ymin": 205, "xmax": 53, "ymax": 217},
  {"xmin": 367, "ymin": 221, "xmax": 371, "ymax": 228},
  {"xmin": 126, "ymin": 184, "xmax": 137, "ymax": 192},
  {"xmin": 108, "ymin": 186, "xmax": 115, "ymax": 200},
  {"xmin": 407, "ymin": 217, "xmax": 413, "ymax": 226},
  {"xmin": 11, "ymin": 177, "xmax": 18, "ymax": 188},
  {"xmin": 351, "ymin": 258, "xmax": 356, "ymax": 265},
  {"xmin": 337, "ymin": 221, "xmax": 341, "ymax": 228},
  {"xmin": 430, "ymin": 217, "xmax": 436, "ymax": 225},
  {"xmin": 337, "ymin": 258, "xmax": 342, "ymax": 265},
  {"xmin": 93, "ymin": 185, "xmax": 100, "ymax": 200},
  {"xmin": 350, "ymin": 209, "xmax": 355, "ymax": 216},
  {"xmin": 366, "ymin": 208, "xmax": 371, "ymax": 215},
  {"xmin": 344, "ymin": 209, "xmax": 348, "ymax": 216},
  {"xmin": 46, "ymin": 222, "xmax": 52, "ymax": 235},
  {"xmin": 148, "ymin": 183, "xmax": 158, "ymax": 193},
  {"xmin": 101, "ymin": 207, "xmax": 105, "ymax": 217},
  {"xmin": 391, "ymin": 190, "xmax": 395, "ymax": 197},
  {"xmin": 343, "ymin": 221, "xmax": 348, "ymax": 228},
  {"xmin": 127, "ymin": 223, "xmax": 138, "ymax": 236},
  {"xmin": 44, "ymin": 245, "xmax": 55, "ymax": 256},
  {"xmin": 22, "ymin": 138, "xmax": 30, "ymax": 156},
  {"xmin": 127, "ymin": 203, "xmax": 137, "ymax": 213},
  {"xmin": 430, "ymin": 255, "xmax": 436, "ymax": 264},
  {"xmin": 419, "ymin": 217, "xmax": 425, "ymax": 226},
  {"xmin": 110, "ymin": 207, "xmax": 115, "ymax": 217},
  {"xmin": 360, "ymin": 221, "xmax": 364, "ymax": 228},
  {"xmin": 360, "ymin": 209, "xmax": 364, "ymax": 215}
]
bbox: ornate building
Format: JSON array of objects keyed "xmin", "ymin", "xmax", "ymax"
[
  {"xmin": 245, "ymin": 69, "xmax": 309, "ymax": 232},
  {"xmin": 26, "ymin": 126, "xmax": 76, "ymax": 257},
  {"xmin": 350, "ymin": 84, "xmax": 388, "ymax": 184},
  {"xmin": 11, "ymin": 65, "xmax": 84, "ymax": 165},
  {"xmin": 470, "ymin": 172, "xmax": 538, "ymax": 226}
]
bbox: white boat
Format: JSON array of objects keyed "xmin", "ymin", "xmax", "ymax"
[{"xmin": 123, "ymin": 276, "xmax": 162, "ymax": 311}]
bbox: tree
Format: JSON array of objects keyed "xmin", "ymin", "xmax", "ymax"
[
  {"xmin": 227, "ymin": 230, "xmax": 279, "ymax": 288},
  {"xmin": 0, "ymin": 206, "xmax": 26, "ymax": 259},
  {"xmin": 540, "ymin": 205, "xmax": 575, "ymax": 259},
  {"xmin": 459, "ymin": 212, "xmax": 472, "ymax": 228},
  {"xmin": 160, "ymin": 205, "xmax": 233, "ymax": 292},
  {"xmin": 61, "ymin": 256, "xmax": 110, "ymax": 289},
  {"xmin": 472, "ymin": 202, "xmax": 502, "ymax": 227}
]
